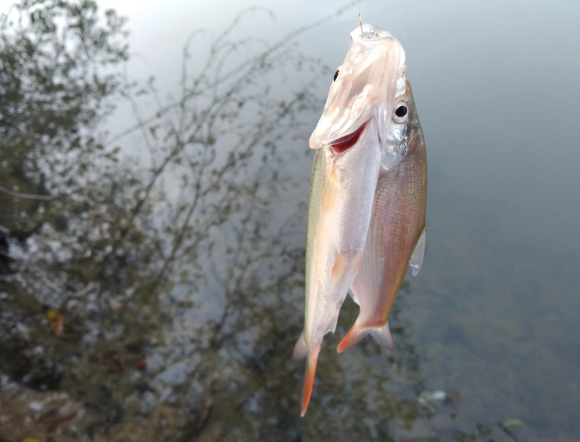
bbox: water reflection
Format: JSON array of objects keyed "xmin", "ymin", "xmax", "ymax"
[{"xmin": 0, "ymin": 1, "xmax": 549, "ymax": 441}]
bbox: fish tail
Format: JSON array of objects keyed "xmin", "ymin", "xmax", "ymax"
[
  {"xmin": 337, "ymin": 323, "xmax": 365, "ymax": 353},
  {"xmin": 337, "ymin": 321, "xmax": 394, "ymax": 353},
  {"xmin": 368, "ymin": 322, "xmax": 394, "ymax": 351},
  {"xmin": 301, "ymin": 353, "xmax": 319, "ymax": 417}
]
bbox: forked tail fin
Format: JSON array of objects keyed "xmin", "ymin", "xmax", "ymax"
[
  {"xmin": 337, "ymin": 323, "xmax": 365, "ymax": 353},
  {"xmin": 301, "ymin": 353, "xmax": 318, "ymax": 416},
  {"xmin": 369, "ymin": 322, "xmax": 394, "ymax": 350},
  {"xmin": 337, "ymin": 321, "xmax": 394, "ymax": 353}
]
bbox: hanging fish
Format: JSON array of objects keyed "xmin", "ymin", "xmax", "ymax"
[
  {"xmin": 294, "ymin": 24, "xmax": 406, "ymax": 416},
  {"xmin": 338, "ymin": 74, "xmax": 427, "ymax": 353}
]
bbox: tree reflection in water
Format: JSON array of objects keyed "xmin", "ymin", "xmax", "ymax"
[{"xmin": 0, "ymin": 1, "xmax": 524, "ymax": 441}]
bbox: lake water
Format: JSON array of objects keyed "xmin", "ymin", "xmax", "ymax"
[{"xmin": 1, "ymin": 1, "xmax": 579, "ymax": 441}]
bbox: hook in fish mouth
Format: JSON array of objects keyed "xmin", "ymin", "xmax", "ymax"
[{"xmin": 330, "ymin": 121, "xmax": 369, "ymax": 153}]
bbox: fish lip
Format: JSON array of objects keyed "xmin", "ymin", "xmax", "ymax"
[{"xmin": 330, "ymin": 121, "xmax": 369, "ymax": 153}]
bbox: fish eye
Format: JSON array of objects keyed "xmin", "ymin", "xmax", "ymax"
[
  {"xmin": 393, "ymin": 99, "xmax": 409, "ymax": 123},
  {"xmin": 333, "ymin": 68, "xmax": 340, "ymax": 82},
  {"xmin": 395, "ymin": 106, "xmax": 407, "ymax": 118}
]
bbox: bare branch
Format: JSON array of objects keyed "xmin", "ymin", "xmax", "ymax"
[{"xmin": 0, "ymin": 185, "xmax": 57, "ymax": 201}]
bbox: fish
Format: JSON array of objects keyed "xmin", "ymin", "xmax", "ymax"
[
  {"xmin": 294, "ymin": 24, "xmax": 406, "ymax": 416},
  {"xmin": 337, "ymin": 75, "xmax": 427, "ymax": 353}
]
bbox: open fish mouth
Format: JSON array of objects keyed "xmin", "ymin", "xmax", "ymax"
[{"xmin": 330, "ymin": 121, "xmax": 369, "ymax": 153}]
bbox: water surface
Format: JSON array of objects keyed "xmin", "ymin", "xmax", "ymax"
[{"xmin": 1, "ymin": 1, "xmax": 579, "ymax": 441}]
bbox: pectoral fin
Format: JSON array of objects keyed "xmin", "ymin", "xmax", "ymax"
[{"xmin": 410, "ymin": 227, "xmax": 426, "ymax": 277}]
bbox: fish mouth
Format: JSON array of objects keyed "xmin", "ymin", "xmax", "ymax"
[
  {"xmin": 330, "ymin": 121, "xmax": 369, "ymax": 153},
  {"xmin": 351, "ymin": 24, "xmax": 394, "ymax": 42}
]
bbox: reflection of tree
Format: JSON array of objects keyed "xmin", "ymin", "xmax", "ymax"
[
  {"xmin": 1, "ymin": 0, "xmax": 129, "ymax": 220},
  {"xmin": 124, "ymin": 10, "xmax": 327, "ymax": 296},
  {"xmin": 1, "ymin": 0, "xmax": 343, "ymax": 438},
  {"xmin": 0, "ymin": 1, "xmax": 529, "ymax": 442}
]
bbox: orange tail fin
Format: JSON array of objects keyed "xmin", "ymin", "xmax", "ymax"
[{"xmin": 301, "ymin": 354, "xmax": 318, "ymax": 416}]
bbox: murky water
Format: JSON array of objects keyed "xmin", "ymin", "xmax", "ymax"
[{"xmin": 1, "ymin": 1, "xmax": 579, "ymax": 441}]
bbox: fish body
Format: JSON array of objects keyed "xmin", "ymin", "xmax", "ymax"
[
  {"xmin": 338, "ymin": 78, "xmax": 427, "ymax": 353},
  {"xmin": 294, "ymin": 24, "xmax": 406, "ymax": 416}
]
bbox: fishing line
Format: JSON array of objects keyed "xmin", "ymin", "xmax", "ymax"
[
  {"xmin": 402, "ymin": 0, "xmax": 407, "ymax": 43},
  {"xmin": 358, "ymin": 1, "xmax": 363, "ymax": 37}
]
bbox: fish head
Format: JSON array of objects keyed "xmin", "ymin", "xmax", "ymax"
[
  {"xmin": 381, "ymin": 76, "xmax": 423, "ymax": 169},
  {"xmin": 309, "ymin": 24, "xmax": 406, "ymax": 153}
]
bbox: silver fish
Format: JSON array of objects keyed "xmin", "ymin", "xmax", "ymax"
[
  {"xmin": 338, "ymin": 76, "xmax": 427, "ymax": 353},
  {"xmin": 294, "ymin": 24, "xmax": 406, "ymax": 416}
]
